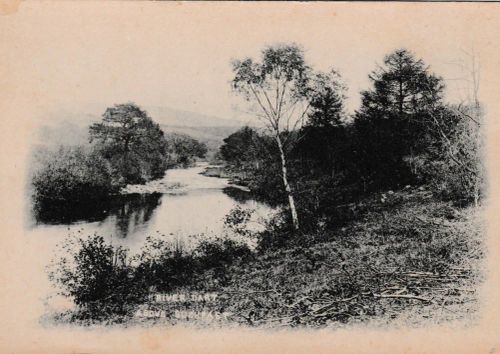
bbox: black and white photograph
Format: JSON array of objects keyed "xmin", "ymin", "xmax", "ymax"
[{"xmin": 1, "ymin": 2, "xmax": 499, "ymax": 353}]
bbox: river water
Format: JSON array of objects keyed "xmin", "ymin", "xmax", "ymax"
[
  {"xmin": 27, "ymin": 162, "xmax": 275, "ymax": 254},
  {"xmin": 23, "ymin": 163, "xmax": 275, "ymax": 317}
]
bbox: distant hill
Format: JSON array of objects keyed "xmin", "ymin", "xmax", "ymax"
[
  {"xmin": 146, "ymin": 106, "xmax": 250, "ymax": 154},
  {"xmin": 145, "ymin": 106, "xmax": 249, "ymax": 128},
  {"xmin": 40, "ymin": 105, "xmax": 250, "ymax": 129},
  {"xmin": 35, "ymin": 106, "xmax": 250, "ymax": 155}
]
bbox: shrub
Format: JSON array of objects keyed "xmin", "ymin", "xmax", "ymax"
[
  {"xmin": 31, "ymin": 146, "xmax": 119, "ymax": 218},
  {"xmin": 133, "ymin": 235, "xmax": 253, "ymax": 291},
  {"xmin": 49, "ymin": 235, "xmax": 146, "ymax": 322},
  {"xmin": 423, "ymin": 105, "xmax": 484, "ymax": 205},
  {"xmin": 132, "ymin": 237, "xmax": 193, "ymax": 292},
  {"xmin": 194, "ymin": 237, "xmax": 253, "ymax": 283}
]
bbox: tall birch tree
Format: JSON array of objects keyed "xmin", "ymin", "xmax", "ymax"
[{"xmin": 231, "ymin": 43, "xmax": 312, "ymax": 230}]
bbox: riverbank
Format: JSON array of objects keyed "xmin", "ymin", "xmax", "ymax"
[
  {"xmin": 120, "ymin": 179, "xmax": 187, "ymax": 195},
  {"xmin": 200, "ymin": 188, "xmax": 483, "ymax": 328},
  {"xmin": 199, "ymin": 164, "xmax": 251, "ymax": 192},
  {"xmin": 120, "ymin": 163, "xmax": 251, "ymax": 195},
  {"xmin": 47, "ymin": 186, "xmax": 484, "ymax": 329},
  {"xmin": 120, "ymin": 162, "xmax": 230, "ymax": 195},
  {"xmin": 204, "ymin": 188, "xmax": 484, "ymax": 328}
]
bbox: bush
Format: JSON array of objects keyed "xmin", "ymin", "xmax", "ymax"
[
  {"xmin": 32, "ymin": 146, "xmax": 119, "ymax": 213},
  {"xmin": 422, "ymin": 105, "xmax": 484, "ymax": 205},
  {"xmin": 49, "ymin": 235, "xmax": 146, "ymax": 322},
  {"xmin": 133, "ymin": 235, "xmax": 254, "ymax": 291},
  {"xmin": 50, "ymin": 233, "xmax": 255, "ymax": 323},
  {"xmin": 194, "ymin": 237, "xmax": 253, "ymax": 283},
  {"xmin": 133, "ymin": 237, "xmax": 197, "ymax": 292}
]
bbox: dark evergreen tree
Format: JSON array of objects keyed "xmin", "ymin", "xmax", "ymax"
[
  {"xmin": 297, "ymin": 70, "xmax": 347, "ymax": 177},
  {"xmin": 354, "ymin": 49, "xmax": 445, "ymax": 188}
]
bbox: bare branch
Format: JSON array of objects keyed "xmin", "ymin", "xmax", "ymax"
[
  {"xmin": 429, "ymin": 111, "xmax": 478, "ymax": 175},
  {"xmin": 248, "ymin": 83, "xmax": 277, "ymax": 130}
]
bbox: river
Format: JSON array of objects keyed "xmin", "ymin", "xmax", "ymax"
[
  {"xmin": 23, "ymin": 162, "xmax": 275, "ymax": 317},
  {"xmin": 27, "ymin": 162, "xmax": 275, "ymax": 254}
]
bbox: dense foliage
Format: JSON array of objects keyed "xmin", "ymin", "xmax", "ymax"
[
  {"xmin": 219, "ymin": 127, "xmax": 263, "ymax": 168},
  {"xmin": 31, "ymin": 146, "xmax": 120, "ymax": 221},
  {"xmin": 89, "ymin": 103, "xmax": 169, "ymax": 184},
  {"xmin": 222, "ymin": 48, "xmax": 484, "ymax": 232},
  {"xmin": 165, "ymin": 132, "xmax": 208, "ymax": 167},
  {"xmin": 353, "ymin": 49, "xmax": 446, "ymax": 188},
  {"xmin": 50, "ymin": 234, "xmax": 253, "ymax": 323},
  {"xmin": 31, "ymin": 103, "xmax": 207, "ymax": 217}
]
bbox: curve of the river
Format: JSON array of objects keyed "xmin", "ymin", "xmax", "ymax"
[{"xmin": 27, "ymin": 162, "xmax": 274, "ymax": 253}]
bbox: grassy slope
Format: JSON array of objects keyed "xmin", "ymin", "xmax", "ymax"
[
  {"xmin": 66, "ymin": 187, "xmax": 484, "ymax": 329},
  {"xmin": 196, "ymin": 187, "xmax": 485, "ymax": 329}
]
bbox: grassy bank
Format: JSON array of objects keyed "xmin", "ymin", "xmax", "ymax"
[
  {"xmin": 205, "ymin": 188, "xmax": 484, "ymax": 328},
  {"xmin": 48, "ymin": 186, "xmax": 484, "ymax": 329}
]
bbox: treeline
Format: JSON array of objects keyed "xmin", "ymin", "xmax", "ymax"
[
  {"xmin": 31, "ymin": 103, "xmax": 207, "ymax": 217},
  {"xmin": 222, "ymin": 46, "xmax": 484, "ymax": 232},
  {"xmin": 165, "ymin": 132, "xmax": 208, "ymax": 168}
]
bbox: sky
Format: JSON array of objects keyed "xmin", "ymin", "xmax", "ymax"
[{"xmin": 1, "ymin": 2, "xmax": 497, "ymax": 123}]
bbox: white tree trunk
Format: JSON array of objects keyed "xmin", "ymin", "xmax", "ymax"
[{"xmin": 275, "ymin": 135, "xmax": 300, "ymax": 230}]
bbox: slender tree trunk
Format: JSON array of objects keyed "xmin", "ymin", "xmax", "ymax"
[{"xmin": 275, "ymin": 134, "xmax": 300, "ymax": 230}]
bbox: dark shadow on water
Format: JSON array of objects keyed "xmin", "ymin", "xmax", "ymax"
[
  {"xmin": 222, "ymin": 186, "xmax": 254, "ymax": 204},
  {"xmin": 33, "ymin": 193, "xmax": 163, "ymax": 227},
  {"xmin": 114, "ymin": 193, "xmax": 162, "ymax": 238},
  {"xmin": 223, "ymin": 186, "xmax": 278, "ymax": 207}
]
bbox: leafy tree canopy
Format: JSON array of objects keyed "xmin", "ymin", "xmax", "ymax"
[
  {"xmin": 232, "ymin": 43, "xmax": 312, "ymax": 134},
  {"xmin": 89, "ymin": 103, "xmax": 168, "ymax": 183},
  {"xmin": 219, "ymin": 127, "xmax": 263, "ymax": 167}
]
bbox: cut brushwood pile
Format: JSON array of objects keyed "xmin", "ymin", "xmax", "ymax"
[{"xmin": 209, "ymin": 267, "xmax": 479, "ymax": 328}]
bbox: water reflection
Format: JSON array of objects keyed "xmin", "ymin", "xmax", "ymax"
[
  {"xmin": 222, "ymin": 186, "xmax": 254, "ymax": 204},
  {"xmin": 112, "ymin": 193, "xmax": 162, "ymax": 238},
  {"xmin": 33, "ymin": 193, "xmax": 162, "ymax": 230},
  {"xmin": 222, "ymin": 186, "xmax": 279, "ymax": 207},
  {"xmin": 28, "ymin": 165, "xmax": 276, "ymax": 253}
]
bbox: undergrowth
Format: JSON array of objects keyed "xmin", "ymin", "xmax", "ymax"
[{"xmin": 48, "ymin": 187, "xmax": 485, "ymax": 328}]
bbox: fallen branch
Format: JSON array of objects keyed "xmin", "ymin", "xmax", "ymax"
[
  {"xmin": 414, "ymin": 215, "xmax": 451, "ymax": 227},
  {"xmin": 285, "ymin": 296, "xmax": 313, "ymax": 308},
  {"xmin": 373, "ymin": 293, "xmax": 431, "ymax": 302},
  {"xmin": 310, "ymin": 295, "xmax": 359, "ymax": 314},
  {"xmin": 261, "ymin": 315, "xmax": 294, "ymax": 323},
  {"xmin": 402, "ymin": 272, "xmax": 440, "ymax": 278}
]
